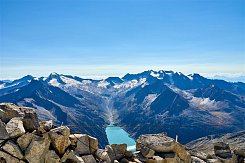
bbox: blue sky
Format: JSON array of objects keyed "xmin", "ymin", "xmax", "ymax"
[{"xmin": 0, "ymin": 0, "xmax": 244, "ymax": 79}]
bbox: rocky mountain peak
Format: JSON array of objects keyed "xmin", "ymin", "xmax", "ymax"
[{"xmin": 0, "ymin": 103, "xmax": 244, "ymax": 163}]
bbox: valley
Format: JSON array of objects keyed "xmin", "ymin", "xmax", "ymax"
[{"xmin": 0, "ymin": 70, "xmax": 244, "ymax": 147}]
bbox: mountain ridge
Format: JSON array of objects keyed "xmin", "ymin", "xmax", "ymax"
[{"xmin": 0, "ymin": 70, "xmax": 244, "ymax": 147}]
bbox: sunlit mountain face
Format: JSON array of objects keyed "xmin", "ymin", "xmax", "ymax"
[{"xmin": 0, "ymin": 70, "xmax": 244, "ymax": 147}]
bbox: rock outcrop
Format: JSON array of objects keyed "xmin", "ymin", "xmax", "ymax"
[
  {"xmin": 186, "ymin": 130, "xmax": 245, "ymax": 163},
  {"xmin": 49, "ymin": 126, "xmax": 71, "ymax": 155},
  {"xmin": 5, "ymin": 117, "xmax": 25, "ymax": 138},
  {"xmin": 0, "ymin": 103, "xmax": 244, "ymax": 163},
  {"xmin": 0, "ymin": 119, "xmax": 9, "ymax": 141},
  {"xmin": 136, "ymin": 134, "xmax": 191, "ymax": 162}
]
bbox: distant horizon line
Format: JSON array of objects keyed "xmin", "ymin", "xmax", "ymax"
[{"xmin": 1, "ymin": 70, "xmax": 245, "ymax": 82}]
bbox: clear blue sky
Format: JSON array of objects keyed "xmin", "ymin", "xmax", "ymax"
[{"xmin": 1, "ymin": 0, "xmax": 244, "ymax": 79}]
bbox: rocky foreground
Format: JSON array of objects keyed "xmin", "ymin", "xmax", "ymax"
[{"xmin": 0, "ymin": 103, "xmax": 244, "ymax": 163}]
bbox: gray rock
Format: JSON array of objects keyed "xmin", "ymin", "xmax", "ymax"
[
  {"xmin": 136, "ymin": 134, "xmax": 176, "ymax": 152},
  {"xmin": 38, "ymin": 120, "xmax": 53, "ymax": 133},
  {"xmin": 95, "ymin": 149, "xmax": 111, "ymax": 162},
  {"xmin": 146, "ymin": 156, "xmax": 165, "ymax": 163},
  {"xmin": 6, "ymin": 117, "xmax": 25, "ymax": 138},
  {"xmin": 191, "ymin": 156, "xmax": 206, "ymax": 163},
  {"xmin": 44, "ymin": 150, "xmax": 60, "ymax": 163},
  {"xmin": 133, "ymin": 158, "xmax": 143, "ymax": 163},
  {"xmin": 81, "ymin": 155, "xmax": 96, "ymax": 163},
  {"xmin": 0, "ymin": 151, "xmax": 20, "ymax": 163},
  {"xmin": 0, "ymin": 103, "xmax": 24, "ymax": 123},
  {"xmin": 140, "ymin": 145, "xmax": 155, "ymax": 158},
  {"xmin": 189, "ymin": 150, "xmax": 208, "ymax": 160},
  {"xmin": 20, "ymin": 107, "xmax": 39, "ymax": 131},
  {"xmin": 106, "ymin": 144, "xmax": 127, "ymax": 162},
  {"xmin": 17, "ymin": 132, "xmax": 34, "ymax": 151},
  {"xmin": 207, "ymin": 159, "xmax": 222, "ymax": 163},
  {"xmin": 0, "ymin": 119, "xmax": 9, "ymax": 141},
  {"xmin": 155, "ymin": 152, "xmax": 181, "ymax": 163},
  {"xmin": 88, "ymin": 135, "xmax": 98, "ymax": 154},
  {"xmin": 174, "ymin": 143, "xmax": 192, "ymax": 163},
  {"xmin": 69, "ymin": 134, "xmax": 90, "ymax": 155},
  {"xmin": 186, "ymin": 130, "xmax": 245, "ymax": 156},
  {"xmin": 49, "ymin": 126, "xmax": 71, "ymax": 155},
  {"xmin": 136, "ymin": 134, "xmax": 191, "ymax": 163},
  {"xmin": 155, "ymin": 156, "xmax": 167, "ymax": 162},
  {"xmin": 2, "ymin": 140, "xmax": 24, "ymax": 159},
  {"xmin": 60, "ymin": 149, "xmax": 85, "ymax": 163},
  {"xmin": 25, "ymin": 134, "xmax": 51, "ymax": 163},
  {"xmin": 213, "ymin": 142, "xmax": 232, "ymax": 159}
]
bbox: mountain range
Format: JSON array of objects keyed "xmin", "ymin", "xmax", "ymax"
[{"xmin": 0, "ymin": 70, "xmax": 244, "ymax": 147}]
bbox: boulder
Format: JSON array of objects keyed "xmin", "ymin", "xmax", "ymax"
[
  {"xmin": 106, "ymin": 144, "xmax": 127, "ymax": 162},
  {"xmin": 174, "ymin": 143, "xmax": 191, "ymax": 163},
  {"xmin": 6, "ymin": 117, "xmax": 25, "ymax": 138},
  {"xmin": 191, "ymin": 156, "xmax": 206, "ymax": 163},
  {"xmin": 213, "ymin": 142, "xmax": 232, "ymax": 159},
  {"xmin": 20, "ymin": 107, "xmax": 39, "ymax": 131},
  {"xmin": 69, "ymin": 134, "xmax": 90, "ymax": 155},
  {"xmin": 44, "ymin": 150, "xmax": 60, "ymax": 163},
  {"xmin": 81, "ymin": 155, "xmax": 96, "ymax": 163},
  {"xmin": 60, "ymin": 149, "xmax": 85, "ymax": 163},
  {"xmin": 0, "ymin": 103, "xmax": 24, "ymax": 123},
  {"xmin": 25, "ymin": 134, "xmax": 51, "ymax": 163},
  {"xmin": 49, "ymin": 126, "xmax": 71, "ymax": 155},
  {"xmin": 88, "ymin": 135, "xmax": 99, "ymax": 154},
  {"xmin": 136, "ymin": 134, "xmax": 191, "ymax": 163},
  {"xmin": 140, "ymin": 146, "xmax": 155, "ymax": 158},
  {"xmin": 2, "ymin": 140, "xmax": 23, "ymax": 159},
  {"xmin": 95, "ymin": 149, "xmax": 111, "ymax": 162},
  {"xmin": 17, "ymin": 132, "xmax": 34, "ymax": 151},
  {"xmin": 136, "ymin": 134, "xmax": 176, "ymax": 153},
  {"xmin": 133, "ymin": 152, "xmax": 147, "ymax": 162},
  {"xmin": 0, "ymin": 151, "xmax": 20, "ymax": 163},
  {"xmin": 0, "ymin": 119, "xmax": 9, "ymax": 141},
  {"xmin": 38, "ymin": 120, "xmax": 53, "ymax": 133}
]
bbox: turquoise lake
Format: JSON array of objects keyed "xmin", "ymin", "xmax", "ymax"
[{"xmin": 105, "ymin": 124, "xmax": 136, "ymax": 151}]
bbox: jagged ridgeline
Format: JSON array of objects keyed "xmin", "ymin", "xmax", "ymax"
[
  {"xmin": 0, "ymin": 70, "xmax": 244, "ymax": 148},
  {"xmin": 0, "ymin": 103, "xmax": 244, "ymax": 163}
]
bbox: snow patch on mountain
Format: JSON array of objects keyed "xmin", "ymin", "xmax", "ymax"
[
  {"xmin": 187, "ymin": 74, "xmax": 194, "ymax": 80},
  {"xmin": 60, "ymin": 76, "xmax": 81, "ymax": 85},
  {"xmin": 168, "ymin": 85, "xmax": 226, "ymax": 110},
  {"xmin": 190, "ymin": 97, "xmax": 226, "ymax": 110},
  {"xmin": 48, "ymin": 78, "xmax": 61, "ymax": 87},
  {"xmin": 0, "ymin": 84, "xmax": 5, "ymax": 89},
  {"xmin": 150, "ymin": 71, "xmax": 160, "ymax": 78},
  {"xmin": 114, "ymin": 78, "xmax": 146, "ymax": 90},
  {"xmin": 142, "ymin": 94, "xmax": 158, "ymax": 109},
  {"xmin": 97, "ymin": 80, "xmax": 110, "ymax": 88}
]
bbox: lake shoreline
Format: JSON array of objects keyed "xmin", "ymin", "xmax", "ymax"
[{"xmin": 105, "ymin": 124, "xmax": 136, "ymax": 151}]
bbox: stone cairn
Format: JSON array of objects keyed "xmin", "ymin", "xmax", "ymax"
[{"xmin": 0, "ymin": 103, "xmax": 244, "ymax": 163}]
